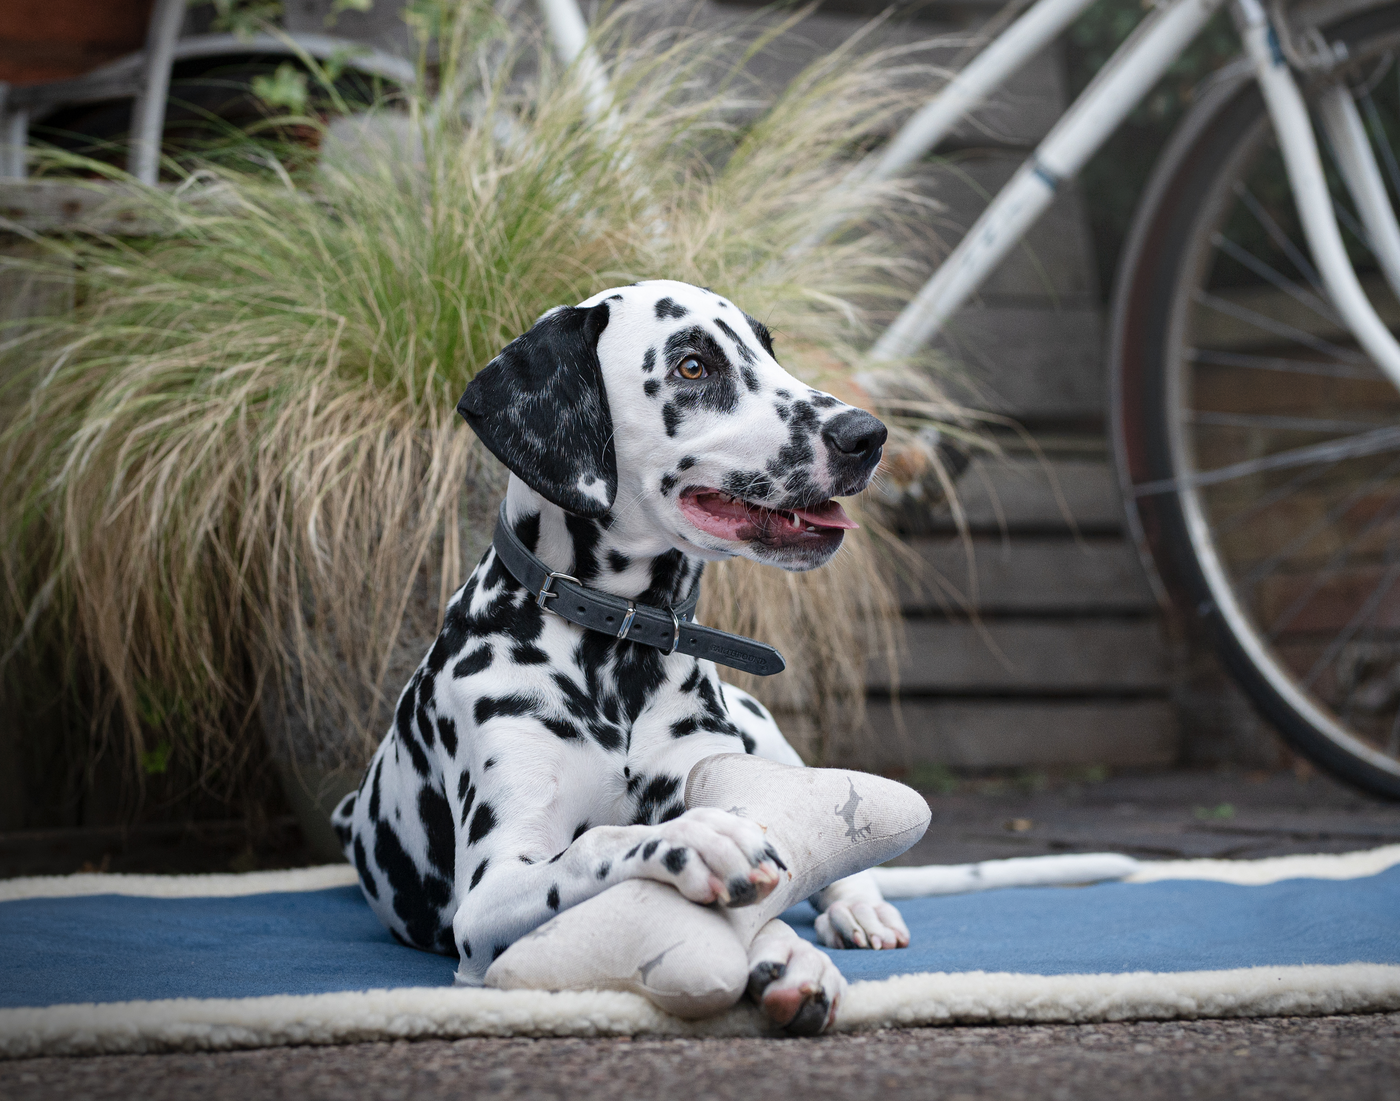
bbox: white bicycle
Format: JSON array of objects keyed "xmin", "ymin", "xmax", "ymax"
[{"xmin": 844, "ymin": 0, "xmax": 1400, "ymax": 797}]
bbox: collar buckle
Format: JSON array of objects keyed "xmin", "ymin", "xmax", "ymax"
[{"xmin": 536, "ymin": 570, "xmax": 581, "ymax": 610}]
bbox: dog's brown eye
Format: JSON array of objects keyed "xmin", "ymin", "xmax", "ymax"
[{"xmin": 676, "ymin": 357, "xmax": 707, "ymax": 380}]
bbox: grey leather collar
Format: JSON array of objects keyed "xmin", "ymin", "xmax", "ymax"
[{"xmin": 491, "ymin": 504, "xmax": 786, "ymax": 677}]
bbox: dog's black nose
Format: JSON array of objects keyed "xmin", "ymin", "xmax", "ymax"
[{"xmin": 822, "ymin": 409, "xmax": 888, "ymax": 463}]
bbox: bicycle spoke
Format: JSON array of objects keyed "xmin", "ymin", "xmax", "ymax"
[
  {"xmin": 1188, "ymin": 410, "xmax": 1384, "ymax": 432},
  {"xmin": 1133, "ymin": 424, "xmax": 1400, "ymax": 496},
  {"xmin": 1192, "ymin": 289, "xmax": 1371, "ymax": 363},
  {"xmin": 1210, "ymin": 232, "xmax": 1341, "ymax": 324},
  {"xmin": 1259, "ymin": 478, "xmax": 1400, "ymax": 633},
  {"xmin": 1240, "ymin": 454, "xmax": 1400, "ymax": 595},
  {"xmin": 1233, "ymin": 180, "xmax": 1327, "ymax": 293},
  {"xmin": 1304, "ymin": 557, "xmax": 1400, "ymax": 690},
  {"xmin": 1187, "ymin": 347, "xmax": 1382, "ymax": 380}
]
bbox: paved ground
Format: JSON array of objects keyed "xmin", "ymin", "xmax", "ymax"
[
  {"xmin": 4, "ymin": 766, "xmax": 1398, "ymax": 1098},
  {"xmin": 4, "ymin": 1015, "xmax": 1398, "ymax": 1101}
]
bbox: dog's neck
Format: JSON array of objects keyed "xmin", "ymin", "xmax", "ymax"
[{"xmin": 502, "ymin": 477, "xmax": 704, "ymax": 607}]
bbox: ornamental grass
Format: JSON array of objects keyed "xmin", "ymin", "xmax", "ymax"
[{"xmin": 0, "ymin": 1, "xmax": 970, "ymax": 814}]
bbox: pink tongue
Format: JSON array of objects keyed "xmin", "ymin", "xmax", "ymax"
[{"xmin": 791, "ymin": 501, "xmax": 858, "ymax": 530}]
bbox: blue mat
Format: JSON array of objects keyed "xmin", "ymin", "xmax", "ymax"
[{"xmin": 3, "ymin": 869, "xmax": 1399, "ymax": 1010}]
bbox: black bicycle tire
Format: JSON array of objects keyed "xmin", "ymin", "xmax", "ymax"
[{"xmin": 1110, "ymin": 1, "xmax": 1400, "ymax": 799}]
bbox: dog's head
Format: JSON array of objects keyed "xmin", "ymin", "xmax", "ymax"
[{"xmin": 458, "ymin": 280, "xmax": 886, "ymax": 571}]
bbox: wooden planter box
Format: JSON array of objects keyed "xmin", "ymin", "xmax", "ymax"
[{"xmin": 1, "ymin": 1, "xmax": 154, "ymax": 87}]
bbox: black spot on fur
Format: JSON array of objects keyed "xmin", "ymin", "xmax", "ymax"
[
  {"xmin": 519, "ymin": 854, "xmax": 535, "ymax": 864},
  {"xmin": 643, "ymin": 378, "xmax": 660, "ymax": 398},
  {"xmin": 460, "ymin": 938, "xmax": 471, "ymax": 959},
  {"xmin": 510, "ymin": 644, "xmax": 549, "ymax": 665},
  {"xmin": 437, "ymin": 715, "xmax": 458, "ymax": 756},
  {"xmin": 418, "ymin": 787, "xmax": 455, "ymax": 878},
  {"xmin": 655, "ymin": 297, "xmax": 688, "ymax": 319},
  {"xmin": 642, "ymin": 347, "xmax": 657, "ymax": 373},
  {"xmin": 680, "ymin": 664, "xmax": 703, "ymax": 693},
  {"xmin": 513, "ymin": 512, "xmax": 541, "ymax": 554},
  {"xmin": 744, "ymin": 313, "xmax": 776, "ymax": 357},
  {"xmin": 573, "ymin": 822, "xmax": 590, "ymax": 840},
  {"xmin": 483, "ymin": 756, "xmax": 497, "ymax": 769},
  {"xmin": 740, "ymin": 731, "xmax": 757, "ymax": 753},
  {"xmin": 542, "ymin": 717, "xmax": 583, "ymax": 741},
  {"xmin": 547, "ymin": 885, "xmax": 560, "ymax": 910},
  {"xmin": 353, "ymin": 836, "xmax": 378, "ymax": 900},
  {"xmin": 670, "ymin": 715, "xmax": 699, "ymax": 738},
  {"xmin": 596, "ymin": 861, "xmax": 611, "ymax": 880},
  {"xmin": 625, "ymin": 843, "xmax": 641, "ymax": 860},
  {"xmin": 460, "ymin": 784, "xmax": 475, "ymax": 826},
  {"xmin": 739, "ymin": 696, "xmax": 767, "ymax": 718},
  {"xmin": 677, "ymin": 455, "xmax": 697, "ymax": 471},
  {"xmin": 663, "ymin": 848, "xmax": 688, "ymax": 874},
  {"xmin": 474, "ymin": 694, "xmax": 536, "ymax": 725},
  {"xmin": 631, "ymin": 774, "xmax": 682, "ymax": 825},
  {"xmin": 607, "ymin": 550, "xmax": 631, "ymax": 573},
  {"xmin": 660, "ymin": 473, "xmax": 676, "ymax": 495},
  {"xmin": 468, "ymin": 802, "xmax": 497, "ymax": 845},
  {"xmin": 456, "ymin": 769, "xmax": 471, "ymax": 802},
  {"xmin": 374, "ymin": 821, "xmax": 452, "ymax": 952},
  {"xmin": 811, "ymin": 394, "xmax": 839, "ymax": 408},
  {"xmin": 642, "ymin": 839, "xmax": 661, "ymax": 860},
  {"xmin": 662, "ymin": 402, "xmax": 682, "ymax": 437},
  {"xmin": 453, "ymin": 645, "xmax": 493, "ymax": 679},
  {"xmin": 470, "ymin": 858, "xmax": 489, "ymax": 889},
  {"xmin": 660, "ymin": 803, "xmax": 684, "ymax": 822}
]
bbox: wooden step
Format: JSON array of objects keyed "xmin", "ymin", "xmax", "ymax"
[
  {"xmin": 896, "ymin": 535, "xmax": 1158, "ymax": 614},
  {"xmin": 919, "ymin": 456, "xmax": 1128, "ymax": 534},
  {"xmin": 858, "ymin": 698, "xmax": 1180, "ymax": 769},
  {"xmin": 868, "ymin": 618, "xmax": 1171, "ymax": 692},
  {"xmin": 934, "ymin": 305, "xmax": 1106, "ymax": 421}
]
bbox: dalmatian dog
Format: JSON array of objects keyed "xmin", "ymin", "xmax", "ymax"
[{"xmin": 333, "ymin": 279, "xmax": 910, "ymax": 1033}]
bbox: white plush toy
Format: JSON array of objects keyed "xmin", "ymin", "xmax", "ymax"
[{"xmin": 486, "ymin": 754, "xmax": 931, "ymax": 1029}]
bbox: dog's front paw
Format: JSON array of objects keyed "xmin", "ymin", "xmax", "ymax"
[
  {"xmin": 630, "ymin": 807, "xmax": 785, "ymax": 908},
  {"xmin": 746, "ymin": 919, "xmax": 844, "ymax": 1035},
  {"xmin": 815, "ymin": 898, "xmax": 910, "ymax": 950}
]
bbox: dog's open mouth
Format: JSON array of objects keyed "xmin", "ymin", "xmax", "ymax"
[{"xmin": 678, "ymin": 488, "xmax": 858, "ymax": 547}]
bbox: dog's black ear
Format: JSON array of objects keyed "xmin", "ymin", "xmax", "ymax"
[{"xmin": 457, "ymin": 303, "xmax": 616, "ymax": 518}]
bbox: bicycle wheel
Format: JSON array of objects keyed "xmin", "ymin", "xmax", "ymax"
[{"xmin": 1111, "ymin": 2, "xmax": 1400, "ymax": 798}]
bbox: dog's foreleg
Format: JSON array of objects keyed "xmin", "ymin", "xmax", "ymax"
[
  {"xmin": 744, "ymin": 918, "xmax": 845, "ymax": 1035},
  {"xmin": 451, "ymin": 807, "xmax": 785, "ymax": 985},
  {"xmin": 810, "ymin": 870, "xmax": 910, "ymax": 950}
]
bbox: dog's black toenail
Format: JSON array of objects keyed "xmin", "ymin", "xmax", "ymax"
[
  {"xmin": 746, "ymin": 960, "xmax": 785, "ymax": 1001},
  {"xmin": 725, "ymin": 877, "xmax": 757, "ymax": 906},
  {"xmin": 783, "ymin": 992, "xmax": 830, "ymax": 1037}
]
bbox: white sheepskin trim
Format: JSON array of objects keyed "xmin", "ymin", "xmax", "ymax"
[
  {"xmin": 871, "ymin": 853, "xmax": 1141, "ymax": 897},
  {"xmin": 1126, "ymin": 844, "xmax": 1400, "ymax": 885},
  {"xmin": 0, "ymin": 864, "xmax": 358, "ymax": 902},
  {"xmin": 837, "ymin": 964, "xmax": 1400, "ymax": 1030},
  {"xmin": 3, "ymin": 964, "xmax": 1397, "ymax": 1059}
]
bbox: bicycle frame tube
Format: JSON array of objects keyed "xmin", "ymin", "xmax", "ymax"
[
  {"xmin": 1238, "ymin": 0, "xmax": 1400, "ymax": 389},
  {"xmin": 1317, "ymin": 80, "xmax": 1400, "ymax": 303},
  {"xmin": 872, "ymin": 0, "xmax": 1227, "ymax": 362},
  {"xmin": 796, "ymin": 0, "xmax": 1097, "ymax": 249}
]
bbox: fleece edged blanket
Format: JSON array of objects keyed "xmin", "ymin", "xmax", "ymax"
[{"xmin": 2, "ymin": 847, "xmax": 1398, "ymax": 1056}]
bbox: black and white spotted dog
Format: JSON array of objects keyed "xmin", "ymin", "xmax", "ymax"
[{"xmin": 333, "ymin": 279, "xmax": 910, "ymax": 1026}]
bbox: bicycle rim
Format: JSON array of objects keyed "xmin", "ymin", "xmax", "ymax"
[{"xmin": 1115, "ymin": 2, "xmax": 1400, "ymax": 797}]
